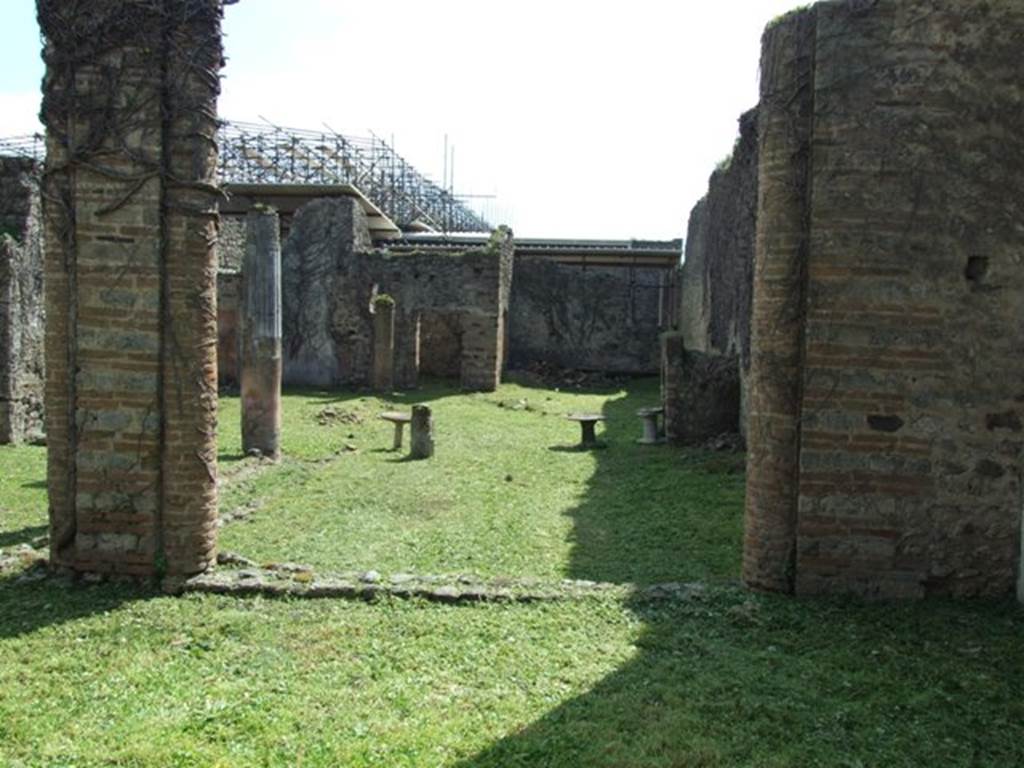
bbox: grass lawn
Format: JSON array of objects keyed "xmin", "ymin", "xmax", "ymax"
[
  {"xmin": 0, "ymin": 377, "xmax": 1022, "ymax": 767},
  {"xmin": 0, "ymin": 440, "xmax": 47, "ymax": 549},
  {"xmin": 215, "ymin": 378, "xmax": 742, "ymax": 583}
]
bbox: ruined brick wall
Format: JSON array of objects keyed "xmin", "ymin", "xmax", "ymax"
[
  {"xmin": 661, "ymin": 336, "xmax": 740, "ymax": 444},
  {"xmin": 280, "ymin": 197, "xmax": 510, "ymax": 391},
  {"xmin": 39, "ymin": 0, "xmax": 224, "ymax": 579},
  {"xmin": 0, "ymin": 158, "xmax": 45, "ymax": 443},
  {"xmin": 217, "ymin": 271, "xmax": 240, "ymax": 387},
  {"xmin": 744, "ymin": 0, "xmax": 1024, "ymax": 599},
  {"xmin": 217, "ymin": 215, "xmax": 246, "ymax": 272},
  {"xmin": 678, "ymin": 109, "xmax": 758, "ymax": 365},
  {"xmin": 509, "ymin": 260, "xmax": 665, "ymax": 374},
  {"xmin": 666, "ymin": 109, "xmax": 758, "ymax": 443},
  {"xmin": 419, "ymin": 311, "xmax": 462, "ymax": 378},
  {"xmin": 368, "ymin": 229, "xmax": 512, "ymax": 392},
  {"xmin": 281, "ymin": 198, "xmax": 373, "ymax": 387},
  {"xmin": 213, "ymin": 217, "xmax": 244, "ymax": 389},
  {"xmin": 677, "ymin": 202, "xmax": 708, "ymax": 354}
]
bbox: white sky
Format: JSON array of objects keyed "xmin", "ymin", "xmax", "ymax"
[{"xmin": 0, "ymin": 0, "xmax": 800, "ymax": 238}]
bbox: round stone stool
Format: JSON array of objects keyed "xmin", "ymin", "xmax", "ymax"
[
  {"xmin": 566, "ymin": 413, "xmax": 606, "ymax": 449},
  {"xmin": 636, "ymin": 406, "xmax": 665, "ymax": 445}
]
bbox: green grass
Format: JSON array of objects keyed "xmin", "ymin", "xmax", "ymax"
[
  {"xmin": 0, "ymin": 441, "xmax": 47, "ymax": 548},
  {"xmin": 1, "ymin": 378, "xmax": 1022, "ymax": 767},
  {"xmin": 216, "ymin": 378, "xmax": 743, "ymax": 583}
]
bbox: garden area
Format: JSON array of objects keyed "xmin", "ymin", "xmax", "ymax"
[{"xmin": 0, "ymin": 378, "xmax": 1022, "ymax": 767}]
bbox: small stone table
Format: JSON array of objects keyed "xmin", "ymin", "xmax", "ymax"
[
  {"xmin": 566, "ymin": 413, "xmax": 605, "ymax": 449},
  {"xmin": 379, "ymin": 411, "xmax": 412, "ymax": 450},
  {"xmin": 636, "ymin": 406, "xmax": 665, "ymax": 445}
]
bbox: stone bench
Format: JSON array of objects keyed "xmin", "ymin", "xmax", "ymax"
[{"xmin": 379, "ymin": 411, "xmax": 412, "ymax": 450}]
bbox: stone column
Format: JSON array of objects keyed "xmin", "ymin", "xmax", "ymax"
[
  {"xmin": 38, "ymin": 0, "xmax": 225, "ymax": 579},
  {"xmin": 372, "ymin": 296, "xmax": 395, "ymax": 392},
  {"xmin": 410, "ymin": 404, "xmax": 434, "ymax": 459},
  {"xmin": 240, "ymin": 208, "xmax": 282, "ymax": 460},
  {"xmin": 741, "ymin": 8, "xmax": 816, "ymax": 594}
]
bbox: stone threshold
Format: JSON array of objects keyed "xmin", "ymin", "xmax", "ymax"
[{"xmin": 182, "ymin": 551, "xmax": 709, "ymax": 605}]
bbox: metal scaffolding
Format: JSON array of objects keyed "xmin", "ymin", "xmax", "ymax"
[
  {"xmin": 0, "ymin": 134, "xmax": 44, "ymax": 161},
  {"xmin": 217, "ymin": 121, "xmax": 490, "ymax": 232},
  {"xmin": 0, "ymin": 120, "xmax": 492, "ymax": 233}
]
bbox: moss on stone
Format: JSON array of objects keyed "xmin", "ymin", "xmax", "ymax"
[{"xmin": 766, "ymin": 4, "xmax": 813, "ymax": 27}]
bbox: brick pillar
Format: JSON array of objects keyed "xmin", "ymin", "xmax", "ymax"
[
  {"xmin": 241, "ymin": 208, "xmax": 282, "ymax": 460},
  {"xmin": 38, "ymin": 0, "xmax": 224, "ymax": 579},
  {"xmin": 741, "ymin": 8, "xmax": 816, "ymax": 594},
  {"xmin": 372, "ymin": 297, "xmax": 395, "ymax": 392}
]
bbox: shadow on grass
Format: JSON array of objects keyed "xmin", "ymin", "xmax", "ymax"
[
  {"xmin": 302, "ymin": 389, "xmax": 379, "ymax": 406},
  {"xmin": 503, "ymin": 369, "xmax": 656, "ymax": 399},
  {"xmin": 0, "ymin": 525, "xmax": 48, "ymax": 548},
  {"xmin": 20, "ymin": 479, "xmax": 47, "ymax": 490},
  {"xmin": 454, "ymin": 377, "xmax": 1024, "ymax": 765},
  {"xmin": 0, "ymin": 576, "xmax": 152, "ymax": 640},
  {"xmin": 7, "ymin": 378, "xmax": 1022, "ymax": 763},
  {"xmin": 554, "ymin": 378, "xmax": 744, "ymax": 587},
  {"xmin": 454, "ymin": 589, "xmax": 1024, "ymax": 766},
  {"xmin": 304, "ymin": 377, "xmax": 461, "ymax": 408}
]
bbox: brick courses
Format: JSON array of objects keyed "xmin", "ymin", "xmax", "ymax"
[
  {"xmin": 743, "ymin": 0, "xmax": 1024, "ymax": 598},
  {"xmin": 39, "ymin": 0, "xmax": 224, "ymax": 579}
]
